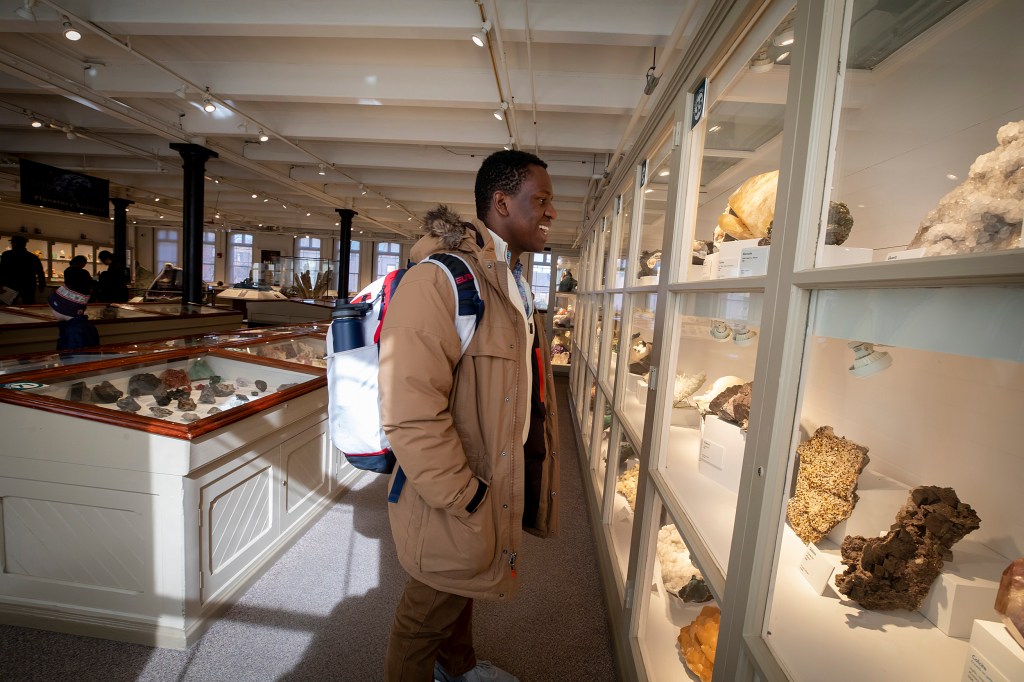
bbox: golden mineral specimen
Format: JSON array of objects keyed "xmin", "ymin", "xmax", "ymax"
[
  {"xmin": 677, "ymin": 605, "xmax": 720, "ymax": 682},
  {"xmin": 786, "ymin": 425, "xmax": 869, "ymax": 545}
]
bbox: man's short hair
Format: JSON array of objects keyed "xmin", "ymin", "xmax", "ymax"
[
  {"xmin": 474, "ymin": 150, "xmax": 548, "ymax": 221},
  {"xmin": 10, "ymin": 235, "xmax": 27, "ymax": 247},
  {"xmin": 70, "ymin": 255, "xmax": 88, "ymax": 266},
  {"xmin": 98, "ymin": 250, "xmax": 113, "ymax": 261}
]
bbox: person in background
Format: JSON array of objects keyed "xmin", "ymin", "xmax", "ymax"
[
  {"xmin": 63, "ymin": 255, "xmax": 96, "ymax": 298},
  {"xmin": 94, "ymin": 250, "xmax": 130, "ymax": 302},
  {"xmin": 380, "ymin": 150, "xmax": 560, "ymax": 682},
  {"xmin": 0, "ymin": 234, "xmax": 47, "ymax": 304},
  {"xmin": 556, "ymin": 269, "xmax": 577, "ymax": 292},
  {"xmin": 48, "ymin": 285, "xmax": 99, "ymax": 351}
]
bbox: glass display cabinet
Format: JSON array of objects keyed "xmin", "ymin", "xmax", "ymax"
[
  {"xmin": 224, "ymin": 334, "xmax": 327, "ymax": 370},
  {"xmin": 1, "ymin": 234, "xmax": 112, "ymax": 282},
  {"xmin": 550, "ymin": 253, "xmax": 579, "ymax": 372},
  {"xmin": 564, "ymin": 1, "xmax": 1024, "ymax": 681}
]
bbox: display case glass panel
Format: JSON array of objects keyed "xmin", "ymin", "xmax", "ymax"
[
  {"xmin": 0, "ymin": 309, "xmax": 49, "ymax": 325},
  {"xmin": 581, "ymin": 370, "xmax": 597, "ymax": 452},
  {"xmin": 25, "ymin": 238, "xmax": 48, "ymax": 265},
  {"xmin": 613, "ymin": 181, "xmax": 635, "ymax": 289},
  {"xmin": 684, "ymin": 6, "xmax": 794, "ymax": 283},
  {"xmin": 550, "ymin": 294, "xmax": 574, "ymax": 369},
  {"xmin": 0, "ymin": 351, "xmax": 136, "ymax": 376},
  {"xmin": 762, "ymin": 285, "xmax": 1024, "ymax": 681},
  {"xmin": 603, "ymin": 294, "xmax": 623, "ymax": 386},
  {"xmin": 638, "ymin": 494, "xmax": 721, "ymax": 682},
  {"xmin": 618, "ymin": 294, "xmax": 657, "ymax": 444},
  {"xmin": 607, "ymin": 422, "xmax": 639, "ymax": 589},
  {"xmin": 812, "ymin": 0, "xmax": 1020, "ymax": 267},
  {"xmin": 73, "ymin": 244, "xmax": 95, "ymax": 274},
  {"xmin": 591, "ymin": 386, "xmax": 612, "ymax": 500},
  {"xmin": 117, "ymin": 302, "xmax": 234, "ymax": 317},
  {"xmin": 655, "ymin": 291, "xmax": 763, "ymax": 579},
  {"xmin": 636, "ymin": 127, "xmax": 673, "ymax": 287},
  {"xmin": 0, "ymin": 349, "xmax": 323, "ymax": 439},
  {"xmin": 51, "ymin": 241, "xmax": 72, "ymax": 280},
  {"xmin": 598, "ymin": 215, "xmax": 613, "ymax": 289},
  {"xmin": 225, "ymin": 334, "xmax": 326, "ymax": 369},
  {"xmin": 589, "ymin": 296, "xmax": 605, "ymax": 369}
]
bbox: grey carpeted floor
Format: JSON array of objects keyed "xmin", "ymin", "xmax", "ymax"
[{"xmin": 0, "ymin": 378, "xmax": 619, "ymax": 682}]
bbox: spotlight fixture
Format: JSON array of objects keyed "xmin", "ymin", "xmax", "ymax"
[
  {"xmin": 359, "ymin": 184, "xmax": 367, "ymax": 195},
  {"xmin": 251, "ymin": 193, "xmax": 258, "ymax": 199},
  {"xmin": 493, "ymin": 101, "xmax": 508, "ymax": 121},
  {"xmin": 773, "ymin": 27, "xmax": 795, "ymax": 47},
  {"xmin": 306, "ymin": 212, "xmax": 311, "ymax": 217},
  {"xmin": 62, "ymin": 16, "xmax": 81, "ymax": 41},
  {"xmin": 318, "ymin": 163, "xmax": 326, "ymax": 176},
  {"xmin": 258, "ymin": 129, "xmax": 269, "ymax": 142},
  {"xmin": 385, "ymin": 201, "xmax": 391, "ymax": 208},
  {"xmin": 174, "ymin": 84, "xmax": 189, "ymax": 99},
  {"xmin": 643, "ymin": 67, "xmax": 660, "ymax": 96},
  {"xmin": 708, "ymin": 124, "xmax": 722, "ymax": 133},
  {"xmin": 503, "ymin": 137, "xmax": 514, "ymax": 151},
  {"xmin": 215, "ymin": 212, "xmax": 221, "ymax": 219},
  {"xmin": 202, "ymin": 88, "xmax": 216, "ymax": 113},
  {"xmin": 154, "ymin": 197, "xmax": 160, "ymax": 202},
  {"xmin": 14, "ymin": 0, "xmax": 36, "ymax": 21},
  {"xmin": 775, "ymin": 51, "xmax": 791, "ymax": 63},
  {"xmin": 263, "ymin": 197, "xmax": 269, "ymax": 202},
  {"xmin": 30, "ymin": 117, "xmax": 43, "ymax": 128},
  {"xmin": 471, "ymin": 20, "xmax": 492, "ymax": 47},
  {"xmin": 848, "ymin": 341, "xmax": 892, "ymax": 378}
]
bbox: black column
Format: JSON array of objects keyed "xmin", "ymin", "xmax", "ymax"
[
  {"xmin": 335, "ymin": 208, "xmax": 357, "ymax": 304},
  {"xmin": 170, "ymin": 143, "xmax": 219, "ymax": 305},
  {"xmin": 110, "ymin": 198, "xmax": 133, "ymax": 278}
]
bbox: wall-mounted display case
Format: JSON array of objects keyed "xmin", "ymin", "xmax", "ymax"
[
  {"xmin": 1, "ymin": 234, "xmax": 114, "ymax": 281},
  {"xmin": 0, "ymin": 338, "xmax": 359, "ymax": 650},
  {"xmin": 566, "ymin": 1, "xmax": 1023, "ymax": 681}
]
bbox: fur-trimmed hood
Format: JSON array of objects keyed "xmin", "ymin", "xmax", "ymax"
[{"xmin": 412, "ymin": 205, "xmax": 486, "ymax": 261}]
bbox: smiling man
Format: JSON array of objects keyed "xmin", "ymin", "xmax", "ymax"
[{"xmin": 380, "ymin": 150, "xmax": 561, "ymax": 682}]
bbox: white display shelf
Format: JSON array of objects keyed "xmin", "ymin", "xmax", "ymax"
[
  {"xmin": 638, "ymin": 574, "xmax": 714, "ymax": 682},
  {"xmin": 659, "ymin": 424, "xmax": 737, "ymax": 584},
  {"xmin": 610, "ymin": 492, "xmax": 634, "ymax": 588},
  {"xmin": 765, "ymin": 526, "xmax": 972, "ymax": 681}
]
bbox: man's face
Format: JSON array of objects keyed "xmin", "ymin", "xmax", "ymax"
[{"xmin": 493, "ymin": 165, "xmax": 557, "ymax": 258}]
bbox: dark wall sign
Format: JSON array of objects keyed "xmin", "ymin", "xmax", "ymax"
[{"xmin": 19, "ymin": 158, "xmax": 110, "ymax": 218}]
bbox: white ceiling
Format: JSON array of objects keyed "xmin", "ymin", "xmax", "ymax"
[{"xmin": 0, "ymin": 0, "xmax": 708, "ymax": 247}]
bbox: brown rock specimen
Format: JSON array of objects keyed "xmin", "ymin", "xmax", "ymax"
[
  {"xmin": 908, "ymin": 120, "xmax": 1023, "ymax": 255},
  {"xmin": 995, "ymin": 558, "xmax": 1024, "ymax": 649},
  {"xmin": 677, "ymin": 605, "xmax": 720, "ymax": 682},
  {"xmin": 826, "ymin": 201, "xmax": 854, "ymax": 245},
  {"xmin": 786, "ymin": 426, "xmax": 870, "ymax": 544},
  {"xmin": 160, "ymin": 368, "xmax": 192, "ymax": 391},
  {"xmin": 835, "ymin": 485, "xmax": 981, "ymax": 611},
  {"xmin": 708, "ymin": 381, "xmax": 752, "ymax": 429}
]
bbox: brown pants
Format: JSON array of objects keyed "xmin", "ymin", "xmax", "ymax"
[{"xmin": 385, "ymin": 576, "xmax": 477, "ymax": 681}]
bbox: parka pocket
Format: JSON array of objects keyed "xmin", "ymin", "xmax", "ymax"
[{"xmin": 417, "ymin": 504, "xmax": 497, "ymax": 578}]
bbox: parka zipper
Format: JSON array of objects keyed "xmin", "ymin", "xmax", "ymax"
[{"xmin": 509, "ymin": 551, "xmax": 517, "ymax": 578}]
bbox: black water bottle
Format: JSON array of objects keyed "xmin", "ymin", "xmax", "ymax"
[{"xmin": 330, "ymin": 302, "xmax": 372, "ymax": 352}]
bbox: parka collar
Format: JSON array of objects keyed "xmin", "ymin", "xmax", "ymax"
[{"xmin": 410, "ymin": 204, "xmax": 490, "ymax": 262}]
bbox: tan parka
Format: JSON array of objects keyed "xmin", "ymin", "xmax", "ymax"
[{"xmin": 379, "ymin": 206, "xmax": 560, "ymax": 601}]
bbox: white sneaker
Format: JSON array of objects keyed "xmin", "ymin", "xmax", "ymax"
[{"xmin": 434, "ymin": 660, "xmax": 520, "ymax": 682}]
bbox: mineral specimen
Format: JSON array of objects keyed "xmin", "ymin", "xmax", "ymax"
[
  {"xmin": 251, "ymin": 391, "xmax": 259, "ymax": 396},
  {"xmin": 236, "ymin": 377, "xmax": 251, "ymax": 387},
  {"xmin": 234, "ymin": 394, "xmax": 249, "ymax": 402},
  {"xmin": 679, "ymin": 576, "xmax": 714, "ymax": 604},
  {"xmin": 65, "ymin": 381, "xmax": 94, "ymax": 403},
  {"xmin": 708, "ymin": 381, "xmax": 752, "ymax": 428},
  {"xmin": 834, "ymin": 485, "xmax": 981, "ymax": 611},
  {"xmin": 616, "ymin": 466, "xmax": 639, "ymax": 511},
  {"xmin": 826, "ymin": 201, "xmax": 854, "ymax": 245},
  {"xmin": 657, "ymin": 525, "xmax": 712, "ymax": 603},
  {"xmin": 908, "ymin": 120, "xmax": 1023, "ymax": 255},
  {"xmin": 181, "ymin": 412, "xmax": 200, "ymax": 423},
  {"xmin": 199, "ymin": 385, "xmax": 217, "ymax": 404},
  {"xmin": 277, "ymin": 383, "xmax": 297, "ymax": 391},
  {"xmin": 149, "ymin": 406, "xmax": 173, "ymax": 418},
  {"xmin": 255, "ymin": 380, "xmax": 268, "ymax": 392},
  {"xmin": 995, "ymin": 558, "xmax": 1024, "ymax": 649},
  {"xmin": 717, "ymin": 170, "xmax": 778, "ymax": 241},
  {"xmin": 786, "ymin": 426, "xmax": 870, "ymax": 544},
  {"xmin": 92, "ymin": 380, "xmax": 123, "ymax": 404},
  {"xmin": 692, "ymin": 376, "xmax": 745, "ymax": 413},
  {"xmin": 166, "ymin": 387, "xmax": 191, "ymax": 401},
  {"xmin": 128, "ymin": 373, "xmax": 161, "ymax": 396},
  {"xmin": 116, "ymin": 396, "xmax": 141, "ymax": 412},
  {"xmin": 211, "ymin": 382, "xmax": 236, "ymax": 397},
  {"xmin": 673, "ymin": 372, "xmax": 706, "ymax": 407},
  {"xmin": 187, "ymin": 358, "xmax": 216, "ymax": 380},
  {"xmin": 160, "ymin": 368, "xmax": 191, "ymax": 391},
  {"xmin": 677, "ymin": 605, "xmax": 720, "ymax": 682},
  {"xmin": 177, "ymin": 396, "xmax": 197, "ymax": 411},
  {"xmin": 206, "ymin": 406, "xmax": 222, "ymax": 415}
]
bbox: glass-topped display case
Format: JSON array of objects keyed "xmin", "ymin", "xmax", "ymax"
[
  {"xmin": 0, "ymin": 349, "xmax": 324, "ymax": 439},
  {"xmin": 224, "ymin": 334, "xmax": 327, "ymax": 370}
]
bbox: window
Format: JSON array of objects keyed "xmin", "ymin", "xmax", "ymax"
[
  {"xmin": 229, "ymin": 232, "xmax": 254, "ymax": 285},
  {"xmin": 531, "ymin": 251, "xmax": 552, "ymax": 312},
  {"xmin": 296, "ymin": 236, "xmax": 321, "ymax": 264},
  {"xmin": 202, "ymin": 231, "xmax": 216, "ymax": 282},
  {"xmin": 376, "ymin": 242, "xmax": 401, "ymax": 278},
  {"xmin": 155, "ymin": 228, "xmax": 180, "ymax": 268},
  {"xmin": 348, "ymin": 240, "xmax": 360, "ymax": 294}
]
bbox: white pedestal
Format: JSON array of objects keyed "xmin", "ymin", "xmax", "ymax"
[
  {"xmin": 698, "ymin": 415, "xmax": 746, "ymax": 493},
  {"xmin": 637, "ymin": 379, "xmax": 648, "ymax": 405},
  {"xmin": 920, "ymin": 541, "xmax": 1007, "ymax": 638},
  {"xmin": 826, "ymin": 470, "xmax": 909, "ymax": 545},
  {"xmin": 962, "ymin": 619, "xmax": 1024, "ymax": 682},
  {"xmin": 820, "ymin": 245, "xmax": 873, "ymax": 267}
]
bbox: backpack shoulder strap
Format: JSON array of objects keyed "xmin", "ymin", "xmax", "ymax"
[{"xmin": 420, "ymin": 253, "xmax": 484, "ymax": 354}]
